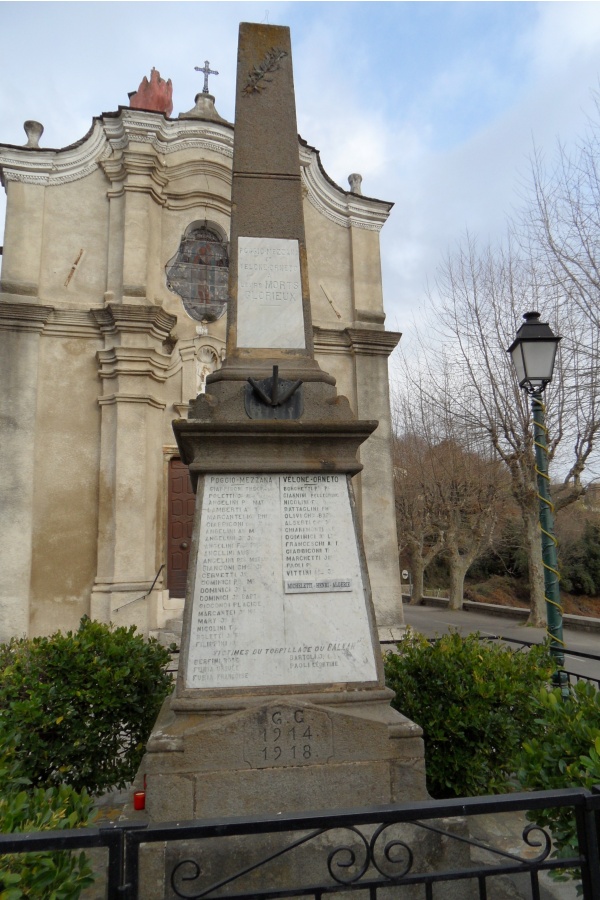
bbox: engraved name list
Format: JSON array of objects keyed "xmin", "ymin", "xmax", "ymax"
[{"xmin": 185, "ymin": 474, "xmax": 378, "ymax": 689}]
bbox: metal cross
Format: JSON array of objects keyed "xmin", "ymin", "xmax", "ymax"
[{"xmin": 194, "ymin": 60, "xmax": 219, "ymax": 94}]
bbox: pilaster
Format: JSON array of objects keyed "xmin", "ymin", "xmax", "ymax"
[
  {"xmin": 314, "ymin": 326, "xmax": 403, "ymax": 634},
  {"xmin": 348, "ymin": 327, "xmax": 403, "ymax": 632},
  {"xmin": 0, "ymin": 181, "xmax": 45, "ymax": 299},
  {"xmin": 0, "ymin": 302, "xmax": 54, "ymax": 639},
  {"xmin": 101, "ymin": 138, "xmax": 169, "ymax": 304},
  {"xmin": 90, "ymin": 304, "xmax": 177, "ymax": 633}
]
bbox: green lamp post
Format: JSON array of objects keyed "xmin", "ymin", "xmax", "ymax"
[{"xmin": 507, "ymin": 311, "xmax": 568, "ymax": 691}]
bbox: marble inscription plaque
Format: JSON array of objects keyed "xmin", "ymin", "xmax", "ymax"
[
  {"xmin": 243, "ymin": 706, "xmax": 333, "ymax": 768},
  {"xmin": 185, "ymin": 474, "xmax": 379, "ymax": 689},
  {"xmin": 237, "ymin": 237, "xmax": 305, "ymax": 349}
]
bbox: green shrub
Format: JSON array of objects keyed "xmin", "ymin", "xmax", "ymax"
[
  {"xmin": 0, "ymin": 616, "xmax": 173, "ymax": 796},
  {"xmin": 0, "ymin": 730, "xmax": 95, "ymax": 900},
  {"xmin": 559, "ymin": 522, "xmax": 600, "ymax": 595},
  {"xmin": 515, "ymin": 681, "xmax": 600, "ymax": 875},
  {"xmin": 384, "ymin": 630, "xmax": 553, "ymax": 798}
]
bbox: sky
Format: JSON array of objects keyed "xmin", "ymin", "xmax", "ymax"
[{"xmin": 2, "ymin": 1, "xmax": 600, "ymax": 341}]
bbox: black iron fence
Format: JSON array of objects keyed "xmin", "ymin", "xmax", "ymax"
[{"xmin": 2, "ymin": 786, "xmax": 600, "ymax": 899}]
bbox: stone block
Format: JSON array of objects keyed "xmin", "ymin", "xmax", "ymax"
[
  {"xmin": 194, "ymin": 759, "xmax": 391, "ymax": 818},
  {"xmin": 232, "ymin": 177, "xmax": 306, "ymax": 240},
  {"xmin": 145, "ymin": 773, "xmax": 195, "ymax": 823},
  {"xmin": 390, "ymin": 757, "xmax": 428, "ymax": 802}
]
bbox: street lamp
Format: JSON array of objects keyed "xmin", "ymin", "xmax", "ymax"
[{"xmin": 507, "ymin": 312, "xmax": 567, "ymax": 691}]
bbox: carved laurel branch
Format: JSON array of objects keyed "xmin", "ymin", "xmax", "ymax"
[{"xmin": 241, "ymin": 47, "xmax": 288, "ymax": 95}]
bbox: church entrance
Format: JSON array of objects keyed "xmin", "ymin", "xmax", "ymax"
[{"xmin": 167, "ymin": 459, "xmax": 195, "ymax": 597}]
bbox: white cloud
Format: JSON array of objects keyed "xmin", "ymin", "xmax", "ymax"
[
  {"xmin": 2, "ymin": 0, "xmax": 600, "ymax": 356},
  {"xmin": 526, "ymin": 1, "xmax": 600, "ymax": 72},
  {"xmin": 373, "ymin": 2, "xmax": 600, "ymax": 345}
]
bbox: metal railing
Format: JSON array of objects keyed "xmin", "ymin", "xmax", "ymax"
[
  {"xmin": 487, "ymin": 634, "xmax": 600, "ymax": 690},
  {"xmin": 2, "ymin": 787, "xmax": 600, "ymax": 899}
]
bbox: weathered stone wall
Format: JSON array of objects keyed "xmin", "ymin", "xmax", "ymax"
[{"xmin": 0, "ymin": 107, "xmax": 403, "ymax": 641}]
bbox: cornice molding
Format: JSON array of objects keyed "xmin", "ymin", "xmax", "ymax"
[
  {"xmin": 162, "ymin": 192, "xmax": 231, "ymax": 215},
  {"xmin": 0, "ymin": 301, "xmax": 54, "ymax": 333},
  {"xmin": 98, "ymin": 391, "xmax": 166, "ymax": 409},
  {"xmin": 0, "ymin": 111, "xmax": 392, "ymax": 238},
  {"xmin": 313, "ymin": 325, "xmax": 400, "ymax": 357},
  {"xmin": 92, "ymin": 304, "xmax": 176, "ymax": 341},
  {"xmin": 97, "ymin": 346, "xmax": 173, "ymax": 383},
  {"xmin": 0, "ymin": 109, "xmax": 234, "ymax": 188},
  {"xmin": 299, "ymin": 141, "xmax": 393, "ymax": 233},
  {"xmin": 346, "ymin": 327, "xmax": 401, "ymax": 356},
  {"xmin": 313, "ymin": 327, "xmax": 353, "ymax": 354},
  {"xmin": 0, "ymin": 119, "xmax": 111, "ymax": 187},
  {"xmin": 45, "ymin": 309, "xmax": 101, "ymax": 339},
  {"xmin": 102, "ymin": 109, "xmax": 234, "ymax": 159}
]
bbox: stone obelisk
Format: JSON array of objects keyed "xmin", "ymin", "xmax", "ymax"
[{"xmin": 141, "ymin": 23, "xmax": 425, "ymax": 830}]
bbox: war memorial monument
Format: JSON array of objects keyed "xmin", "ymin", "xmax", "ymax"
[{"xmin": 138, "ymin": 22, "xmax": 428, "ymax": 897}]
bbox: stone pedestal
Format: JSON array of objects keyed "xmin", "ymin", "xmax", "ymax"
[
  {"xmin": 144, "ymin": 695, "xmax": 424, "ymax": 823},
  {"xmin": 139, "ymin": 377, "xmax": 427, "ymax": 821}
]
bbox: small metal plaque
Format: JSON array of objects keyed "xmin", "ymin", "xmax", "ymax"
[{"xmin": 243, "ymin": 706, "xmax": 333, "ymax": 769}]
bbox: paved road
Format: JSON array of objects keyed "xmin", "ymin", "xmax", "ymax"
[{"xmin": 401, "ymin": 603, "xmax": 600, "ymax": 686}]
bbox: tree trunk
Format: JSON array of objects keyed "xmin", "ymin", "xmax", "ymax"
[
  {"xmin": 523, "ymin": 505, "xmax": 546, "ymax": 627},
  {"xmin": 447, "ymin": 552, "xmax": 471, "ymax": 610},
  {"xmin": 409, "ymin": 558, "xmax": 426, "ymax": 605},
  {"xmin": 446, "ymin": 534, "xmax": 482, "ymax": 611}
]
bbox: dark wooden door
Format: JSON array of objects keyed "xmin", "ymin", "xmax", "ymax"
[{"xmin": 167, "ymin": 459, "xmax": 195, "ymax": 597}]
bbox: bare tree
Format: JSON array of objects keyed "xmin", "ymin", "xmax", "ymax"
[
  {"xmin": 433, "ymin": 439, "xmax": 505, "ymax": 610},
  {"xmin": 523, "ymin": 95, "xmax": 600, "ymax": 334},
  {"xmin": 392, "ymin": 363, "xmax": 506, "ymax": 609},
  {"xmin": 520, "ymin": 101, "xmax": 600, "ymax": 487},
  {"xmin": 418, "ymin": 235, "xmax": 600, "ymax": 625},
  {"xmin": 392, "ymin": 430, "xmax": 446, "ymax": 606}
]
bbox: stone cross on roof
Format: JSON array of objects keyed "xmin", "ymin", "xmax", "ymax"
[{"xmin": 194, "ymin": 60, "xmax": 218, "ymax": 94}]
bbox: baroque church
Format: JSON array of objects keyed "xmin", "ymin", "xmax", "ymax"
[{"xmin": 0, "ymin": 66, "xmax": 403, "ymax": 645}]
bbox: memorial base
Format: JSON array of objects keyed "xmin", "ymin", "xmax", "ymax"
[
  {"xmin": 136, "ymin": 691, "xmax": 433, "ymax": 899},
  {"xmin": 142, "ymin": 692, "xmax": 426, "ymax": 823}
]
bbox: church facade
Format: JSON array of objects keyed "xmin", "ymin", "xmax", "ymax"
[{"xmin": 0, "ymin": 80, "xmax": 403, "ymax": 644}]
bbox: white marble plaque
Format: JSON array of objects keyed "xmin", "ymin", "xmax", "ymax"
[
  {"xmin": 237, "ymin": 237, "xmax": 306, "ymax": 349},
  {"xmin": 185, "ymin": 474, "xmax": 378, "ymax": 689}
]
